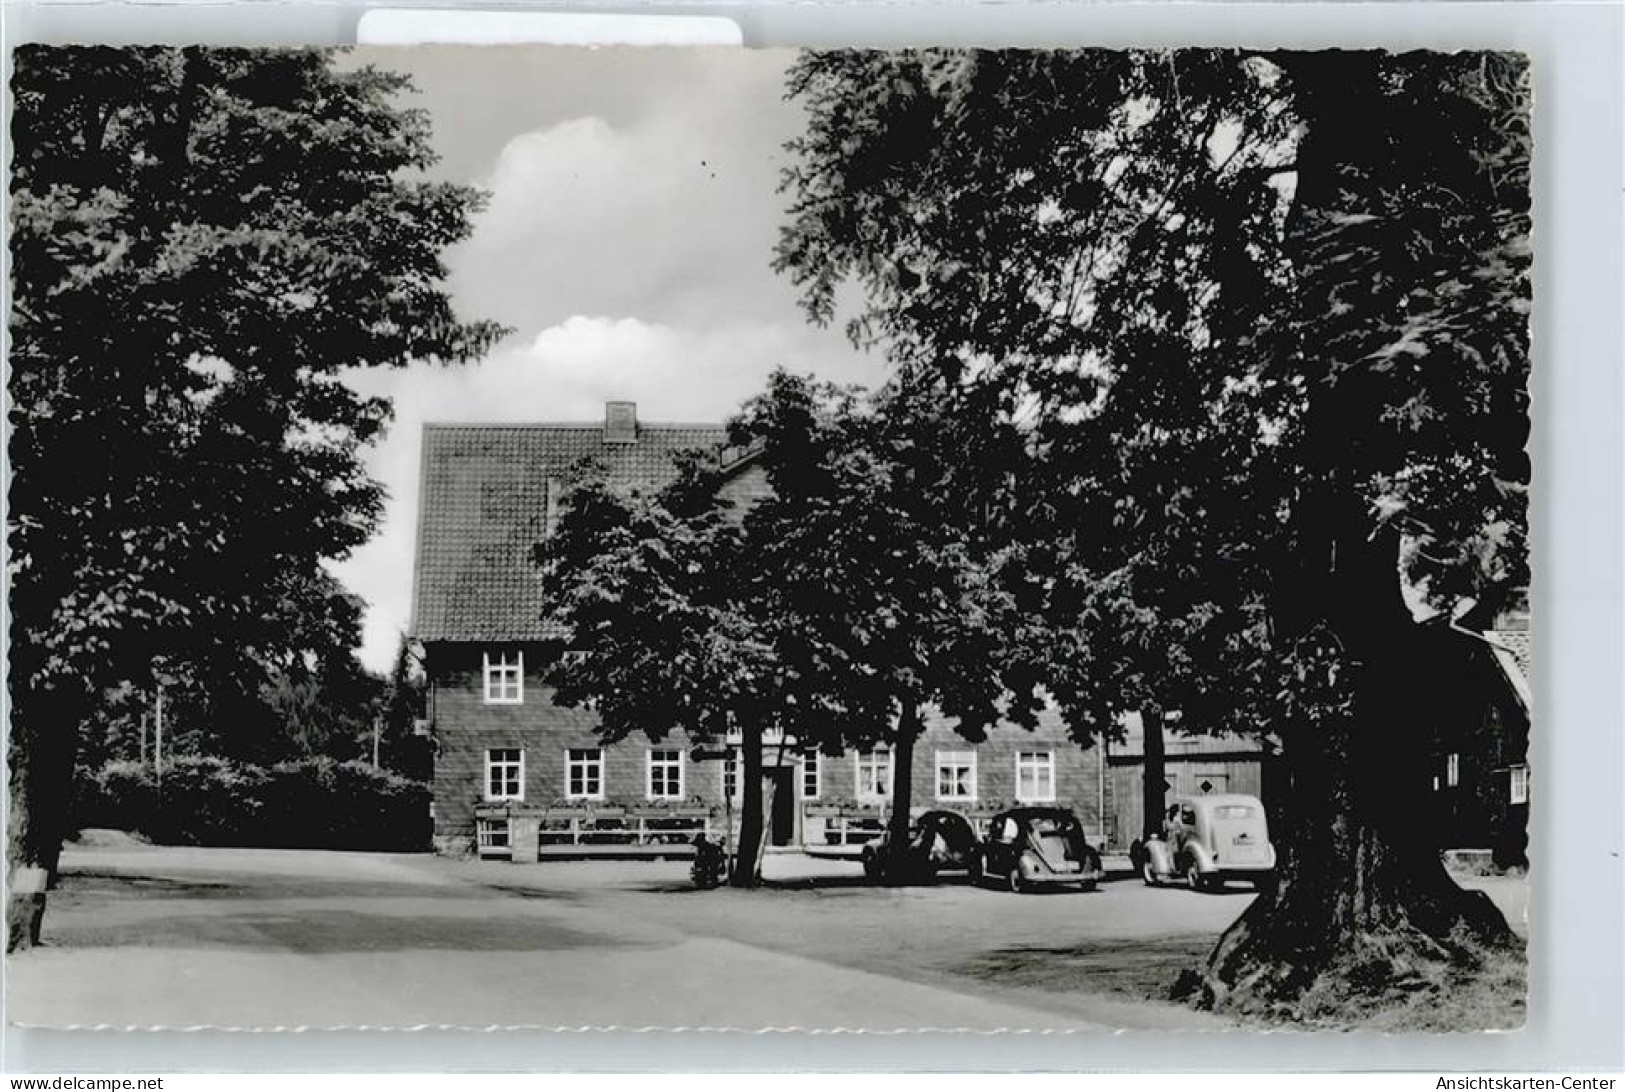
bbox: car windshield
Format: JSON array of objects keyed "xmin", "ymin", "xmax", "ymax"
[{"xmin": 1213, "ymin": 805, "xmax": 1256, "ymax": 818}]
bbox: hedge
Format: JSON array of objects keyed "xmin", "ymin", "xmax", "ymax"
[{"xmin": 79, "ymin": 756, "xmax": 431, "ymax": 852}]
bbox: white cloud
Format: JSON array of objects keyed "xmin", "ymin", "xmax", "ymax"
[{"xmin": 327, "ymin": 50, "xmax": 882, "ymax": 672}]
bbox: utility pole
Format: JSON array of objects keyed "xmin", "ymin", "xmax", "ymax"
[
  {"xmin": 372, "ymin": 718, "xmax": 381, "ymax": 771},
  {"xmin": 139, "ymin": 712, "xmax": 148, "ymax": 767},
  {"xmin": 154, "ymin": 685, "xmax": 164, "ymax": 785}
]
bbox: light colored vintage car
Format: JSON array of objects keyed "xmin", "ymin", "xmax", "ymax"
[{"xmin": 1140, "ymin": 793, "xmax": 1277, "ymax": 892}]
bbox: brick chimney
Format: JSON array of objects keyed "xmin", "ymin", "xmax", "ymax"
[{"xmin": 604, "ymin": 401, "xmax": 637, "ymax": 444}]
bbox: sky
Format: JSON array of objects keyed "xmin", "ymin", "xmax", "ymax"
[{"xmin": 331, "ymin": 47, "xmax": 884, "ymax": 672}]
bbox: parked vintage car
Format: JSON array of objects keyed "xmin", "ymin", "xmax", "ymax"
[
  {"xmin": 861, "ymin": 809, "xmax": 980, "ymax": 882},
  {"xmin": 1139, "ymin": 793, "xmax": 1277, "ymax": 892},
  {"xmin": 973, "ymin": 806, "xmax": 1103, "ymax": 893}
]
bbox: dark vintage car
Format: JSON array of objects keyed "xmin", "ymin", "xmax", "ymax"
[
  {"xmin": 861, "ymin": 809, "xmax": 980, "ymax": 882},
  {"xmin": 1138, "ymin": 793, "xmax": 1277, "ymax": 892},
  {"xmin": 974, "ymin": 806, "xmax": 1103, "ymax": 893}
]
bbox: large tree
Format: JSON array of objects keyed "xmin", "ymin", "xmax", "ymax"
[
  {"xmin": 729, "ymin": 371, "xmax": 1046, "ymax": 879},
  {"xmin": 776, "ymin": 48, "xmax": 1529, "ymax": 1016},
  {"xmin": 539, "ymin": 371, "xmax": 1043, "ymax": 884},
  {"xmin": 538, "ymin": 454, "xmax": 783, "ymax": 886},
  {"xmin": 7, "ymin": 46, "xmax": 503, "ymax": 950}
]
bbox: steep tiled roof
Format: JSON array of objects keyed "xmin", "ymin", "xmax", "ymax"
[{"xmin": 412, "ymin": 422, "xmax": 728, "ymax": 642}]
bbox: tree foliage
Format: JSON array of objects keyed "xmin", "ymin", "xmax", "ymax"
[
  {"xmin": 539, "ymin": 370, "xmax": 1046, "ymax": 881},
  {"xmin": 7, "ymin": 46, "xmax": 502, "ymax": 949},
  {"xmin": 776, "ymin": 47, "xmax": 1530, "ymax": 1016}
]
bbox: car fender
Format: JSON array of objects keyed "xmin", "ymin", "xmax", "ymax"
[
  {"xmin": 1144, "ymin": 838, "xmax": 1175, "ymax": 876},
  {"xmin": 1184, "ymin": 841, "xmax": 1218, "ymax": 874}
]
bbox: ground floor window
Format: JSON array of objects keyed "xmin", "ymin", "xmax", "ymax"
[
  {"xmin": 1509, "ymin": 763, "xmax": 1530, "ymax": 805},
  {"xmin": 485, "ymin": 748, "xmax": 524, "ymax": 801},
  {"xmin": 567, "ymin": 747, "xmax": 604, "ymax": 799},
  {"xmin": 647, "ymin": 748, "xmax": 684, "ymax": 800},
  {"xmin": 936, "ymin": 750, "xmax": 976, "ymax": 801},
  {"xmin": 1446, "ymin": 752, "xmax": 1461, "ymax": 788},
  {"xmin": 801, "ymin": 754, "xmax": 820, "ymax": 800},
  {"xmin": 855, "ymin": 749, "xmax": 892, "ymax": 801},
  {"xmin": 1016, "ymin": 750, "xmax": 1055, "ymax": 802},
  {"xmin": 721, "ymin": 747, "xmax": 742, "ymax": 803}
]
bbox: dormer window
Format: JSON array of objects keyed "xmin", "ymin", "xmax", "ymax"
[{"xmin": 483, "ymin": 650, "xmax": 523, "ymax": 704}]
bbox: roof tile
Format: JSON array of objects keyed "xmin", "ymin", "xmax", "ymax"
[{"xmin": 412, "ymin": 422, "xmax": 727, "ymax": 642}]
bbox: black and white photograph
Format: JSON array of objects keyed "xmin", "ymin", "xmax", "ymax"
[{"xmin": 6, "ymin": 43, "xmax": 1533, "ymax": 1035}]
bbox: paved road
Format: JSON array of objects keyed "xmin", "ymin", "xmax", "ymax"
[{"xmin": 6, "ymin": 844, "xmax": 1527, "ymax": 1032}]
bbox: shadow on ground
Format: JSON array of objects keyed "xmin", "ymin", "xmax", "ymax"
[
  {"xmin": 955, "ymin": 935, "xmax": 1213, "ymax": 1003},
  {"xmin": 45, "ymin": 907, "xmax": 660, "ymax": 954}
]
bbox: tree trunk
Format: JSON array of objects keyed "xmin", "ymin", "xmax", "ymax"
[
  {"xmin": 730, "ymin": 723, "xmax": 766, "ymax": 888},
  {"xmin": 1188, "ymin": 516, "xmax": 1517, "ymax": 1015},
  {"xmin": 882, "ymin": 703, "xmax": 921, "ymax": 883},
  {"xmin": 7, "ymin": 685, "xmax": 85, "ymax": 952},
  {"xmin": 1140, "ymin": 706, "xmax": 1167, "ymax": 839},
  {"xmin": 1182, "ymin": 52, "xmax": 1523, "ymax": 1019}
]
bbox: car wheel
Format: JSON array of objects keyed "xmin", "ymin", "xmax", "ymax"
[
  {"xmin": 1254, "ymin": 873, "xmax": 1278, "ymax": 896},
  {"xmin": 862, "ymin": 851, "xmax": 880, "ymax": 882},
  {"xmin": 1008, "ymin": 867, "xmax": 1025, "ymax": 895},
  {"xmin": 1185, "ymin": 861, "xmax": 1205, "ymax": 892},
  {"xmin": 968, "ymin": 854, "xmax": 984, "ymax": 886}
]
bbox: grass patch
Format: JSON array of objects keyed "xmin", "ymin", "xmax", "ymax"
[{"xmin": 1283, "ymin": 934, "xmax": 1528, "ymax": 1032}]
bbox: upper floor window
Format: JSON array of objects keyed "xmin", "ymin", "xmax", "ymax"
[
  {"xmin": 647, "ymin": 749, "xmax": 684, "ymax": 801},
  {"xmin": 1016, "ymin": 750, "xmax": 1056, "ymax": 802},
  {"xmin": 855, "ymin": 750, "xmax": 892, "ymax": 802},
  {"xmin": 485, "ymin": 748, "xmax": 524, "ymax": 801},
  {"xmin": 483, "ymin": 650, "xmax": 523, "ymax": 704},
  {"xmin": 1445, "ymin": 752, "xmax": 1461, "ymax": 788}
]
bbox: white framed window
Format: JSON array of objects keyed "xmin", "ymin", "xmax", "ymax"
[
  {"xmin": 483, "ymin": 650, "xmax": 524, "ymax": 704},
  {"xmin": 801, "ymin": 754, "xmax": 820, "ymax": 800},
  {"xmin": 1509, "ymin": 764, "xmax": 1529, "ymax": 805},
  {"xmin": 855, "ymin": 749, "xmax": 892, "ymax": 801},
  {"xmin": 485, "ymin": 748, "xmax": 524, "ymax": 801},
  {"xmin": 721, "ymin": 747, "xmax": 742, "ymax": 804},
  {"xmin": 1446, "ymin": 752, "xmax": 1461, "ymax": 788},
  {"xmin": 647, "ymin": 748, "xmax": 684, "ymax": 800},
  {"xmin": 936, "ymin": 750, "xmax": 977, "ymax": 801},
  {"xmin": 1016, "ymin": 750, "xmax": 1056, "ymax": 802},
  {"xmin": 566, "ymin": 748, "xmax": 604, "ymax": 800}
]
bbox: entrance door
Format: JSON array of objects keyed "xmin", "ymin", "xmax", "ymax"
[{"xmin": 767, "ymin": 767, "xmax": 795, "ymax": 846}]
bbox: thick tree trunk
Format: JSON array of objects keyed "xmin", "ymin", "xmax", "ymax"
[
  {"xmin": 882, "ymin": 704, "xmax": 922, "ymax": 882},
  {"xmin": 1140, "ymin": 707, "xmax": 1167, "ymax": 839},
  {"xmin": 7, "ymin": 685, "xmax": 84, "ymax": 952},
  {"xmin": 1181, "ymin": 53, "xmax": 1522, "ymax": 1019},
  {"xmin": 730, "ymin": 723, "xmax": 766, "ymax": 888},
  {"xmin": 1187, "ymin": 518, "xmax": 1517, "ymax": 1015}
]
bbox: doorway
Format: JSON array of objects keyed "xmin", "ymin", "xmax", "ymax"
[{"xmin": 767, "ymin": 767, "xmax": 795, "ymax": 846}]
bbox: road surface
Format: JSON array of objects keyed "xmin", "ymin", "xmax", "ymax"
[{"xmin": 6, "ymin": 842, "xmax": 1527, "ymax": 1032}]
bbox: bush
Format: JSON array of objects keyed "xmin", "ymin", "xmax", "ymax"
[{"xmin": 83, "ymin": 755, "xmax": 430, "ymax": 852}]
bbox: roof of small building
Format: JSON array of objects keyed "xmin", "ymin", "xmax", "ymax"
[{"xmin": 411, "ymin": 420, "xmax": 730, "ymax": 643}]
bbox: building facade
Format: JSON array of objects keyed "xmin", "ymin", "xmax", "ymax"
[{"xmin": 411, "ymin": 403, "xmax": 1105, "ymax": 860}]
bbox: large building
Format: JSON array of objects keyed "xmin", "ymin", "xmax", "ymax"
[{"xmin": 410, "ymin": 402, "xmax": 1107, "ymax": 860}]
